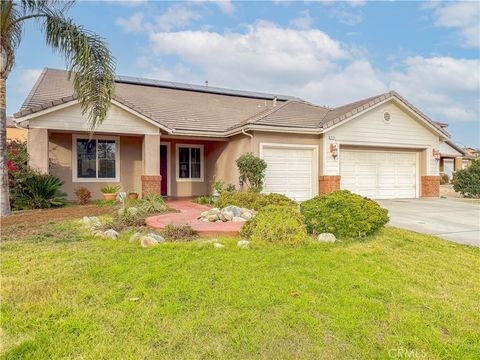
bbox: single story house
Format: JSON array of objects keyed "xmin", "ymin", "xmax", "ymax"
[{"xmin": 14, "ymin": 68, "xmax": 451, "ymax": 201}]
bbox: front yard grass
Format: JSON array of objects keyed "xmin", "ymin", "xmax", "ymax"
[{"xmin": 1, "ymin": 220, "xmax": 479, "ymax": 359}]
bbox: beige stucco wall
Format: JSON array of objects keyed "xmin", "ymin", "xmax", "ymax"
[
  {"xmin": 7, "ymin": 127, "xmax": 27, "ymax": 142},
  {"xmin": 49, "ymin": 132, "xmax": 143, "ymax": 200}
]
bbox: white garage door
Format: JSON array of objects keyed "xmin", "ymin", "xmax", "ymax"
[
  {"xmin": 340, "ymin": 150, "xmax": 417, "ymax": 199},
  {"xmin": 262, "ymin": 145, "xmax": 317, "ymax": 202}
]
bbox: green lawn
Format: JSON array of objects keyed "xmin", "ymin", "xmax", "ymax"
[{"xmin": 1, "ymin": 221, "xmax": 479, "ymax": 359}]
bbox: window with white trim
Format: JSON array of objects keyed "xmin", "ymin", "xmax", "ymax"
[
  {"xmin": 74, "ymin": 135, "xmax": 119, "ymax": 181},
  {"xmin": 176, "ymin": 144, "xmax": 203, "ymax": 181}
]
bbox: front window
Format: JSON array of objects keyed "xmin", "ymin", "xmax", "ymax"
[
  {"xmin": 177, "ymin": 145, "xmax": 203, "ymax": 181},
  {"xmin": 74, "ymin": 136, "xmax": 119, "ymax": 181}
]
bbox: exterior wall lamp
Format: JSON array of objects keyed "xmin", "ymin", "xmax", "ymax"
[
  {"xmin": 432, "ymin": 149, "xmax": 441, "ymax": 161},
  {"xmin": 330, "ymin": 143, "xmax": 338, "ymax": 159}
]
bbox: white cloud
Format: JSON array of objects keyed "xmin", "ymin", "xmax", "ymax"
[
  {"xmin": 330, "ymin": 5, "xmax": 363, "ymax": 26},
  {"xmin": 116, "ymin": 12, "xmax": 147, "ymax": 32},
  {"xmin": 214, "ymin": 0, "xmax": 234, "ymax": 15},
  {"xmin": 140, "ymin": 21, "xmax": 477, "ymax": 126},
  {"xmin": 431, "ymin": 2, "xmax": 480, "ymax": 47},
  {"xmin": 389, "ymin": 56, "xmax": 480, "ymax": 122},
  {"xmin": 116, "ymin": 5, "xmax": 201, "ymax": 33},
  {"xmin": 17, "ymin": 69, "xmax": 43, "ymax": 94},
  {"xmin": 155, "ymin": 4, "xmax": 201, "ymax": 31},
  {"xmin": 290, "ymin": 10, "xmax": 314, "ymax": 30}
]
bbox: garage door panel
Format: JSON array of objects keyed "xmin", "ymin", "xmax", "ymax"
[
  {"xmin": 340, "ymin": 150, "xmax": 417, "ymax": 199},
  {"xmin": 263, "ymin": 146, "xmax": 316, "ymax": 202}
]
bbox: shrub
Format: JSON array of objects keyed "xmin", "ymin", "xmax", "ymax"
[
  {"xmin": 74, "ymin": 187, "xmax": 91, "ymax": 205},
  {"xmin": 215, "ymin": 191, "xmax": 296, "ymax": 211},
  {"xmin": 6, "ymin": 140, "xmax": 35, "ymax": 209},
  {"xmin": 137, "ymin": 194, "xmax": 168, "ymax": 214},
  {"xmin": 453, "ymin": 159, "xmax": 480, "ymax": 198},
  {"xmin": 241, "ymin": 205, "xmax": 309, "ymax": 247},
  {"xmin": 14, "ymin": 174, "xmax": 67, "ymax": 210},
  {"xmin": 160, "ymin": 224, "xmax": 198, "ymax": 242},
  {"xmin": 440, "ymin": 173, "xmax": 450, "ymax": 185},
  {"xmin": 236, "ymin": 153, "xmax": 267, "ymax": 192},
  {"xmin": 300, "ymin": 190, "xmax": 389, "ymax": 238},
  {"xmin": 193, "ymin": 196, "xmax": 213, "ymax": 205},
  {"xmin": 100, "ymin": 185, "xmax": 120, "ymax": 194},
  {"xmin": 212, "ymin": 180, "xmax": 236, "ymax": 195}
]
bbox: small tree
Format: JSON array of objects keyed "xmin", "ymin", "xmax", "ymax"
[
  {"xmin": 453, "ymin": 159, "xmax": 480, "ymax": 198},
  {"xmin": 236, "ymin": 153, "xmax": 267, "ymax": 192}
]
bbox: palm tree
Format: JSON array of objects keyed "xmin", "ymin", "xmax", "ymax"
[{"xmin": 0, "ymin": 0, "xmax": 115, "ymax": 216}]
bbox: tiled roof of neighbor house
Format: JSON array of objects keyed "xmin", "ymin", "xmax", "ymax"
[
  {"xmin": 15, "ymin": 68, "xmax": 449, "ymax": 137},
  {"xmin": 6, "ymin": 116, "xmax": 16, "ymax": 128}
]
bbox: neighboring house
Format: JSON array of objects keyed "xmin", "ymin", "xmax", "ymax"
[
  {"xmin": 436, "ymin": 122, "xmax": 473, "ymax": 179},
  {"xmin": 14, "ymin": 68, "xmax": 451, "ymax": 201},
  {"xmin": 6, "ymin": 116, "xmax": 27, "ymax": 141}
]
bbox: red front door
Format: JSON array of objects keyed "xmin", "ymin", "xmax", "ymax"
[{"xmin": 160, "ymin": 144, "xmax": 168, "ymax": 196}]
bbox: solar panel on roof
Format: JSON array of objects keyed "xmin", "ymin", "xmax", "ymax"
[{"xmin": 114, "ymin": 74, "xmax": 300, "ymax": 101}]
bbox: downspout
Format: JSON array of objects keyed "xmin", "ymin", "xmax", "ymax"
[{"xmin": 242, "ymin": 128, "xmax": 254, "ymax": 153}]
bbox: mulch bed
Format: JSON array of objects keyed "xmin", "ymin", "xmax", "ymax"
[{"xmin": 1, "ymin": 204, "xmax": 112, "ymax": 239}]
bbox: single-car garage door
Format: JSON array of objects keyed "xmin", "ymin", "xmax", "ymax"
[
  {"xmin": 261, "ymin": 145, "xmax": 317, "ymax": 202},
  {"xmin": 340, "ymin": 150, "xmax": 417, "ymax": 199}
]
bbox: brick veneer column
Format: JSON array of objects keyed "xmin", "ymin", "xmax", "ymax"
[
  {"xmin": 141, "ymin": 175, "xmax": 162, "ymax": 196},
  {"xmin": 421, "ymin": 176, "xmax": 440, "ymax": 197},
  {"xmin": 319, "ymin": 176, "xmax": 341, "ymax": 195}
]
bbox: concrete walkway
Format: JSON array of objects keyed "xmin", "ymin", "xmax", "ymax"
[
  {"xmin": 377, "ymin": 198, "xmax": 480, "ymax": 247},
  {"xmin": 146, "ymin": 200, "xmax": 243, "ymax": 237}
]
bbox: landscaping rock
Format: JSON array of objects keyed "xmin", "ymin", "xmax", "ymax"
[
  {"xmin": 213, "ymin": 242, "xmax": 224, "ymax": 248},
  {"xmin": 129, "ymin": 232, "xmax": 142, "ymax": 243},
  {"xmin": 200, "ymin": 211, "xmax": 209, "ymax": 217},
  {"xmin": 317, "ymin": 233, "xmax": 336, "ymax": 243},
  {"xmin": 207, "ymin": 214, "xmax": 219, "ymax": 222},
  {"xmin": 103, "ymin": 229, "xmax": 119, "ymax": 239},
  {"xmin": 81, "ymin": 216, "xmax": 102, "ymax": 229},
  {"xmin": 222, "ymin": 211, "xmax": 234, "ymax": 221},
  {"xmin": 147, "ymin": 232, "xmax": 166, "ymax": 244},
  {"xmin": 237, "ymin": 239, "xmax": 250, "ymax": 249},
  {"xmin": 223, "ymin": 205, "xmax": 243, "ymax": 217},
  {"xmin": 240, "ymin": 210, "xmax": 253, "ymax": 220},
  {"xmin": 232, "ymin": 216, "xmax": 246, "ymax": 222},
  {"xmin": 140, "ymin": 236, "xmax": 158, "ymax": 248}
]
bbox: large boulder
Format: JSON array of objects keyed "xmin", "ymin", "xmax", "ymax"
[
  {"xmin": 317, "ymin": 233, "xmax": 336, "ymax": 243},
  {"xmin": 140, "ymin": 236, "xmax": 159, "ymax": 248},
  {"xmin": 232, "ymin": 216, "xmax": 246, "ymax": 222},
  {"xmin": 147, "ymin": 232, "xmax": 166, "ymax": 243},
  {"xmin": 237, "ymin": 239, "xmax": 250, "ymax": 249},
  {"xmin": 222, "ymin": 205, "xmax": 243, "ymax": 217},
  {"xmin": 103, "ymin": 229, "xmax": 119, "ymax": 239}
]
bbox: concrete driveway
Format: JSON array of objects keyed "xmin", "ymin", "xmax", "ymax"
[{"xmin": 377, "ymin": 198, "xmax": 480, "ymax": 247}]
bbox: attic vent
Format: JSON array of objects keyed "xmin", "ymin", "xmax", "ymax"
[{"xmin": 383, "ymin": 111, "xmax": 391, "ymax": 123}]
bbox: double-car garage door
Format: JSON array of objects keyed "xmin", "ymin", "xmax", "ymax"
[
  {"xmin": 340, "ymin": 150, "xmax": 417, "ymax": 199},
  {"xmin": 262, "ymin": 144, "xmax": 418, "ymax": 201}
]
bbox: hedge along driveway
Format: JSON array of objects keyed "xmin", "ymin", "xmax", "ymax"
[{"xmin": 1, "ymin": 222, "xmax": 479, "ymax": 359}]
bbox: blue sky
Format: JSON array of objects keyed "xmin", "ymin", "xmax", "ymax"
[{"xmin": 8, "ymin": 0, "xmax": 480, "ymax": 146}]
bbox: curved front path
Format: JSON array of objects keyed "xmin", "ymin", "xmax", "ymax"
[{"xmin": 146, "ymin": 200, "xmax": 243, "ymax": 237}]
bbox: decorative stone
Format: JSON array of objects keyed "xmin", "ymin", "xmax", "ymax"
[
  {"xmin": 147, "ymin": 232, "xmax": 166, "ymax": 243},
  {"xmin": 223, "ymin": 205, "xmax": 243, "ymax": 217},
  {"xmin": 213, "ymin": 242, "xmax": 224, "ymax": 248},
  {"xmin": 317, "ymin": 233, "xmax": 336, "ymax": 243},
  {"xmin": 207, "ymin": 214, "xmax": 219, "ymax": 222},
  {"xmin": 82, "ymin": 216, "xmax": 102, "ymax": 229},
  {"xmin": 129, "ymin": 232, "xmax": 142, "ymax": 243},
  {"xmin": 240, "ymin": 211, "xmax": 253, "ymax": 220},
  {"xmin": 200, "ymin": 211, "xmax": 209, "ymax": 217},
  {"xmin": 222, "ymin": 211, "xmax": 234, "ymax": 221},
  {"xmin": 232, "ymin": 216, "xmax": 246, "ymax": 222},
  {"xmin": 237, "ymin": 240, "xmax": 250, "ymax": 249},
  {"xmin": 140, "ymin": 236, "xmax": 158, "ymax": 248},
  {"xmin": 103, "ymin": 229, "xmax": 119, "ymax": 239}
]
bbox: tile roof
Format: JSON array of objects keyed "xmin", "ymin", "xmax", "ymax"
[{"xmin": 14, "ymin": 68, "xmax": 450, "ymax": 138}]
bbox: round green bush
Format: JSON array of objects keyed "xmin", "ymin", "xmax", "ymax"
[
  {"xmin": 241, "ymin": 205, "xmax": 309, "ymax": 247},
  {"xmin": 453, "ymin": 159, "xmax": 480, "ymax": 198},
  {"xmin": 215, "ymin": 191, "xmax": 296, "ymax": 211},
  {"xmin": 300, "ymin": 190, "xmax": 389, "ymax": 238}
]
